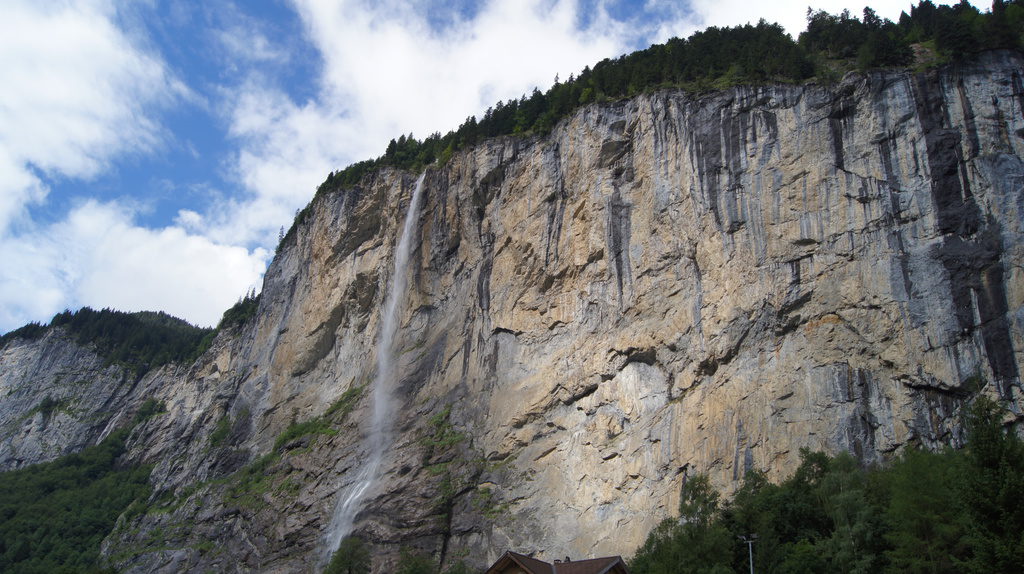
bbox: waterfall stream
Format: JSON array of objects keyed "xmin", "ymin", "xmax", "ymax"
[{"xmin": 322, "ymin": 173, "xmax": 426, "ymax": 564}]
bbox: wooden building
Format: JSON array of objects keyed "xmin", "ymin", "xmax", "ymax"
[{"xmin": 485, "ymin": 550, "xmax": 630, "ymax": 574}]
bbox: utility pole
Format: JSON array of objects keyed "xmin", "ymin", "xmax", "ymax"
[{"xmin": 739, "ymin": 534, "xmax": 757, "ymax": 574}]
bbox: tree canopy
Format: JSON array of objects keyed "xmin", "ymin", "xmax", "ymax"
[
  {"xmin": 630, "ymin": 396, "xmax": 1024, "ymax": 574},
  {"xmin": 0, "ymin": 429, "xmax": 152, "ymax": 573},
  {"xmin": 1, "ymin": 307, "xmax": 214, "ymax": 375},
  {"xmin": 0, "ymin": 292, "xmax": 271, "ymax": 374},
  {"xmin": 325, "ymin": 536, "xmax": 372, "ymax": 574}
]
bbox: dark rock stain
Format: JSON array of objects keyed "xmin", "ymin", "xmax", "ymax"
[
  {"xmin": 687, "ymin": 102, "xmax": 725, "ymax": 228},
  {"xmin": 473, "ymin": 163, "xmax": 505, "ymax": 223},
  {"xmin": 913, "ymin": 71, "xmax": 1018, "ymax": 391},
  {"xmin": 460, "ymin": 311, "xmax": 473, "ymax": 382},
  {"xmin": 543, "ymin": 146, "xmax": 568, "ymax": 268},
  {"xmin": 332, "ymin": 185, "xmax": 384, "ymax": 259},
  {"xmin": 427, "ymin": 170, "xmax": 462, "ymax": 274},
  {"xmin": 606, "ymin": 187, "xmax": 632, "ymax": 306},
  {"xmin": 957, "ymin": 79, "xmax": 981, "ymax": 158},
  {"xmin": 1012, "ymin": 71, "xmax": 1024, "ymax": 121},
  {"xmin": 732, "ymin": 418, "xmax": 746, "ymax": 481},
  {"xmin": 828, "ymin": 86, "xmax": 857, "ymax": 171},
  {"xmin": 477, "ymin": 232, "xmax": 494, "ymax": 313},
  {"xmin": 687, "ymin": 90, "xmax": 777, "ymax": 235},
  {"xmin": 838, "ymin": 366, "xmax": 879, "ymax": 461}
]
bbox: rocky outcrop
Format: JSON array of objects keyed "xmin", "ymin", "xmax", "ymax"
[
  {"xmin": 3, "ymin": 51, "xmax": 1024, "ymax": 573},
  {"xmin": 0, "ymin": 329, "xmax": 165, "ymax": 471}
]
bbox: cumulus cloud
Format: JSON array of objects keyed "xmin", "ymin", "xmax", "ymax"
[
  {"xmin": 202, "ymin": 86, "xmax": 350, "ymax": 246},
  {"xmin": 0, "ymin": 1, "xmax": 265, "ymax": 332},
  {"xmin": 0, "ymin": 200, "xmax": 267, "ymax": 330},
  {"xmin": 0, "ymin": 1, "xmax": 182, "ymax": 230},
  {"xmin": 214, "ymin": 2, "xmax": 293, "ymax": 71},
  {"xmin": 299, "ymin": 0, "xmax": 627, "ymax": 137}
]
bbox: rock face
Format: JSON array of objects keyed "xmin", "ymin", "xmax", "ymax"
[
  {"xmin": 0, "ymin": 330, "xmax": 169, "ymax": 471},
  {"xmin": 3, "ymin": 52, "xmax": 1024, "ymax": 573}
]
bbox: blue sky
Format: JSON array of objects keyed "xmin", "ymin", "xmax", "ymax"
[{"xmin": 0, "ymin": 0, "xmax": 973, "ymax": 333}]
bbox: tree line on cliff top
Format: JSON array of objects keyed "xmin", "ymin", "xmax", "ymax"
[
  {"xmin": 0, "ymin": 291, "xmax": 261, "ymax": 376},
  {"xmin": 299, "ymin": 0, "xmax": 1023, "ymax": 217}
]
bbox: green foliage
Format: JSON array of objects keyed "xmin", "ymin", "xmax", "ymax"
[
  {"xmin": 423, "ymin": 405, "xmax": 466, "ymax": 453},
  {"xmin": 677, "ymin": 474, "xmax": 721, "ymax": 527},
  {"xmin": 209, "ymin": 415, "xmax": 232, "ymax": 447},
  {"xmin": 46, "ymin": 307, "xmax": 213, "ymax": 375},
  {"xmin": 421, "ymin": 406, "xmax": 468, "ymax": 507},
  {"xmin": 800, "ymin": 7, "xmax": 914, "ymax": 68},
  {"xmin": 132, "ymin": 399, "xmax": 166, "ymax": 425},
  {"xmin": 273, "ymin": 418, "xmax": 337, "ymax": 452},
  {"xmin": 884, "ymin": 447, "xmax": 968, "ymax": 573},
  {"xmin": 395, "ymin": 548, "xmax": 437, "ymax": 574},
  {"xmin": 471, "ymin": 486, "xmax": 510, "ymax": 520},
  {"xmin": 225, "ymin": 452, "xmax": 281, "ymax": 509},
  {"xmin": 801, "ymin": 1, "xmax": 1022, "ymax": 70},
  {"xmin": 271, "ymin": 388, "xmax": 365, "ymax": 453},
  {"xmin": 631, "ymin": 474, "xmax": 734, "ymax": 574},
  {"xmin": 417, "ymin": 403, "xmax": 489, "ymax": 548},
  {"xmin": 958, "ymin": 396, "xmax": 1024, "ymax": 573},
  {"xmin": 631, "ymin": 394, "xmax": 1024, "ymax": 574},
  {"xmin": 218, "ymin": 289, "xmax": 260, "ymax": 331},
  {"xmin": 816, "ymin": 452, "xmax": 888, "ymax": 573},
  {"xmin": 325, "ymin": 386, "xmax": 365, "ymax": 421},
  {"xmin": 325, "ymin": 536, "xmax": 371, "ymax": 574},
  {"xmin": 27, "ymin": 395, "xmax": 67, "ymax": 421},
  {"xmin": 0, "ymin": 321, "xmax": 47, "ymax": 348},
  {"xmin": 0, "ymin": 429, "xmax": 152, "ymax": 573}
]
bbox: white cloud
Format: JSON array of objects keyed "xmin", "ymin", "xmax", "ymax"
[
  {"xmin": 0, "ymin": 1, "xmax": 264, "ymax": 332},
  {"xmin": 0, "ymin": 155, "xmax": 48, "ymax": 234},
  {"xmin": 0, "ymin": 1, "xmax": 184, "ymax": 223},
  {"xmin": 0, "ymin": 232, "xmax": 65, "ymax": 330},
  {"xmin": 220, "ymin": 27, "xmax": 289, "ymax": 66},
  {"xmin": 0, "ymin": 201, "xmax": 268, "ymax": 330},
  {"xmin": 300, "ymin": 0, "xmax": 625, "ymax": 138},
  {"xmin": 67, "ymin": 202, "xmax": 268, "ymax": 327},
  {"xmin": 216, "ymin": 3, "xmax": 292, "ymax": 69},
  {"xmin": 176, "ymin": 209, "xmax": 205, "ymax": 230}
]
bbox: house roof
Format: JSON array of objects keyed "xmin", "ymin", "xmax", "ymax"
[
  {"xmin": 485, "ymin": 551, "xmax": 630, "ymax": 574},
  {"xmin": 485, "ymin": 551, "xmax": 553, "ymax": 574}
]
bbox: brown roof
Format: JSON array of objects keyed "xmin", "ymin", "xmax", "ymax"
[
  {"xmin": 485, "ymin": 551, "xmax": 553, "ymax": 574},
  {"xmin": 485, "ymin": 551, "xmax": 630, "ymax": 574}
]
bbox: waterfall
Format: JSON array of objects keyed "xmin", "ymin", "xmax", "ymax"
[{"xmin": 322, "ymin": 173, "xmax": 426, "ymax": 564}]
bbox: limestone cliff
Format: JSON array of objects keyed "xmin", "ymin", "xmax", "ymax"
[
  {"xmin": 0, "ymin": 329, "xmax": 162, "ymax": 471},
  {"xmin": 2, "ymin": 51, "xmax": 1023, "ymax": 573}
]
